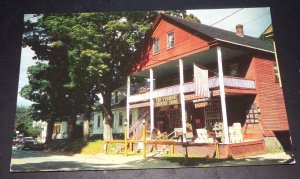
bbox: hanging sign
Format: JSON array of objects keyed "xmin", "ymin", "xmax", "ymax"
[
  {"xmin": 194, "ymin": 102, "xmax": 208, "ymax": 108},
  {"xmin": 154, "ymin": 95, "xmax": 180, "ymax": 107},
  {"xmin": 192, "ymin": 97, "xmax": 210, "ymax": 103}
]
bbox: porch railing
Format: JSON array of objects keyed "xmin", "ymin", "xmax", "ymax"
[
  {"xmin": 209, "ymin": 76, "xmax": 256, "ymax": 89},
  {"xmin": 128, "ymin": 76, "xmax": 255, "ymax": 103}
]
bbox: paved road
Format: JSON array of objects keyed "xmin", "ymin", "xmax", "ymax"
[
  {"xmin": 11, "ymin": 149, "xmax": 181, "ymax": 171},
  {"xmin": 10, "ymin": 148, "xmax": 294, "ymax": 172}
]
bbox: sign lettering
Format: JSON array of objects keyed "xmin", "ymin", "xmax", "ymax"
[
  {"xmin": 194, "ymin": 102, "xmax": 208, "ymax": 108},
  {"xmin": 192, "ymin": 97, "xmax": 210, "ymax": 103},
  {"xmin": 154, "ymin": 95, "xmax": 180, "ymax": 107}
]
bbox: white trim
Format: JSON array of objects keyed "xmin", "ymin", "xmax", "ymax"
[
  {"xmin": 215, "ymin": 38, "xmax": 275, "ymax": 53},
  {"xmin": 179, "ymin": 59, "xmax": 187, "ymax": 135},
  {"xmin": 126, "ymin": 76, "xmax": 130, "ymax": 138},
  {"xmin": 217, "ymin": 47, "xmax": 229, "ymax": 144},
  {"xmin": 150, "ymin": 69, "xmax": 154, "ymax": 135}
]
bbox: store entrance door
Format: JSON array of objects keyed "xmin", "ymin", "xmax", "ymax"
[{"xmin": 169, "ymin": 108, "xmax": 181, "ymax": 129}]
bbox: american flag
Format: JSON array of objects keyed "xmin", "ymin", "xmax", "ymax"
[{"xmin": 194, "ymin": 64, "xmax": 210, "ymax": 98}]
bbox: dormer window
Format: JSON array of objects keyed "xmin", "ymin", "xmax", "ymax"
[
  {"xmin": 167, "ymin": 31, "xmax": 174, "ymax": 49},
  {"xmin": 153, "ymin": 37, "xmax": 160, "ymax": 54}
]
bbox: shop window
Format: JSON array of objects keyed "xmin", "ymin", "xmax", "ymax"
[
  {"xmin": 167, "ymin": 31, "xmax": 174, "ymax": 49},
  {"xmin": 273, "ymin": 62, "xmax": 279, "ymax": 83},
  {"xmin": 204, "ymin": 100, "xmax": 222, "ymax": 128},
  {"xmin": 119, "ymin": 112, "xmax": 123, "ymax": 126},
  {"xmin": 153, "ymin": 37, "xmax": 160, "ymax": 54}
]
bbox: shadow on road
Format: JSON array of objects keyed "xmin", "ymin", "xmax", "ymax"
[
  {"xmin": 11, "ymin": 160, "xmax": 117, "ymax": 172},
  {"xmin": 124, "ymin": 154, "xmax": 294, "ymax": 168},
  {"xmin": 165, "ymin": 156, "xmax": 291, "ymax": 166}
]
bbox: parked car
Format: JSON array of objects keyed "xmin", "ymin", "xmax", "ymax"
[
  {"xmin": 12, "ymin": 137, "xmax": 18, "ymax": 146},
  {"xmin": 16, "ymin": 137, "xmax": 43, "ymax": 150}
]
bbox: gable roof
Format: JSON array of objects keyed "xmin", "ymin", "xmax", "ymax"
[
  {"xmin": 158, "ymin": 14, "xmax": 273, "ymax": 53},
  {"xmin": 260, "ymin": 24, "xmax": 273, "ymax": 40}
]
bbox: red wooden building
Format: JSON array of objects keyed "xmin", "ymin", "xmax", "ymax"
[{"xmin": 125, "ymin": 14, "xmax": 290, "ymax": 157}]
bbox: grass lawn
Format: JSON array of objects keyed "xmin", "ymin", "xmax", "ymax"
[{"xmin": 46, "ymin": 139, "xmax": 127, "ymax": 155}]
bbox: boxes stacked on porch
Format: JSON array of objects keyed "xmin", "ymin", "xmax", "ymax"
[
  {"xmin": 229, "ymin": 123, "xmax": 243, "ymax": 143},
  {"xmin": 195, "ymin": 129, "xmax": 214, "ymax": 143},
  {"xmin": 213, "ymin": 122, "xmax": 223, "ymax": 143}
]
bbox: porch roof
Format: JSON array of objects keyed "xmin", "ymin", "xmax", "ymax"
[{"xmin": 132, "ymin": 47, "xmax": 247, "ymax": 78}]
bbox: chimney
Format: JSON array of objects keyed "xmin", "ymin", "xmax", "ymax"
[{"xmin": 236, "ymin": 24, "xmax": 244, "ymax": 37}]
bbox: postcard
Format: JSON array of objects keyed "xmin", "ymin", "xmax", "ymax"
[{"xmin": 10, "ymin": 7, "xmax": 295, "ymax": 172}]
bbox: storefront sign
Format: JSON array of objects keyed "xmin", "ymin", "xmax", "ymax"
[
  {"xmin": 194, "ymin": 102, "xmax": 208, "ymax": 108},
  {"xmin": 192, "ymin": 97, "xmax": 209, "ymax": 103},
  {"xmin": 154, "ymin": 95, "xmax": 180, "ymax": 107}
]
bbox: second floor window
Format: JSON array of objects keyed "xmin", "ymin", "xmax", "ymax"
[
  {"xmin": 153, "ymin": 37, "xmax": 160, "ymax": 54},
  {"xmin": 167, "ymin": 31, "xmax": 174, "ymax": 49}
]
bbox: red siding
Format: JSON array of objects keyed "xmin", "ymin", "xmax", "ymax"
[
  {"xmin": 138, "ymin": 19, "xmax": 210, "ymax": 71},
  {"xmin": 253, "ymin": 56, "xmax": 289, "ymax": 136},
  {"xmin": 245, "ymin": 57, "xmax": 256, "ymax": 80}
]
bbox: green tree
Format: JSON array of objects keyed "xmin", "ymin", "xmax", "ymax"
[
  {"xmin": 21, "ymin": 18, "xmax": 71, "ymax": 142},
  {"xmin": 15, "ymin": 106, "xmax": 31, "ymax": 136},
  {"xmin": 15, "ymin": 106, "xmax": 41, "ymax": 137},
  {"xmin": 22, "ymin": 11, "xmax": 200, "ymax": 141},
  {"xmin": 20, "ymin": 61, "xmax": 67, "ymax": 143}
]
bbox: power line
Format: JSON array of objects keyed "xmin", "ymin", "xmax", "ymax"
[
  {"xmin": 243, "ymin": 12, "xmax": 270, "ymax": 26},
  {"xmin": 210, "ymin": 8, "xmax": 243, "ymax": 26},
  {"xmin": 229, "ymin": 12, "xmax": 270, "ymax": 32}
]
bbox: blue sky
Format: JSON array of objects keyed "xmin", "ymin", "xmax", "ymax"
[
  {"xmin": 187, "ymin": 7, "xmax": 271, "ymax": 37},
  {"xmin": 17, "ymin": 7, "xmax": 272, "ymax": 107}
]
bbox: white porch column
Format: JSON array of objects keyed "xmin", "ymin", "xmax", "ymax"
[
  {"xmin": 217, "ymin": 47, "xmax": 229, "ymax": 144},
  {"xmin": 179, "ymin": 59, "xmax": 187, "ymax": 136},
  {"xmin": 150, "ymin": 69, "xmax": 155, "ymax": 135},
  {"xmin": 126, "ymin": 76, "xmax": 130, "ymax": 138}
]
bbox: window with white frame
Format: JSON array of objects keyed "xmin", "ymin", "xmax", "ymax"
[
  {"xmin": 167, "ymin": 31, "xmax": 174, "ymax": 49},
  {"xmin": 153, "ymin": 37, "xmax": 160, "ymax": 54}
]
